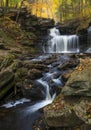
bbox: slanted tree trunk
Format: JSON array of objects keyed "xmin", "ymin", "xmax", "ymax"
[
  {"xmin": 6, "ymin": 0, "xmax": 9, "ymax": 7},
  {"xmin": 16, "ymin": 0, "xmax": 24, "ymax": 22}
]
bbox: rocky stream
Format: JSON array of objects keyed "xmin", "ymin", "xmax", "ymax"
[{"xmin": 0, "ymin": 11, "xmax": 91, "ymax": 130}]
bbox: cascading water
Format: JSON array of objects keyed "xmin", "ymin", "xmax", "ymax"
[
  {"xmin": 25, "ymin": 79, "xmax": 55, "ymax": 113},
  {"xmin": 44, "ymin": 27, "xmax": 80, "ymax": 53},
  {"xmin": 0, "ymin": 54, "xmax": 74, "ymax": 130}
]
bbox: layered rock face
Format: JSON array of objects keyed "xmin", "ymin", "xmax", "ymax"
[{"xmin": 44, "ymin": 58, "xmax": 91, "ymax": 129}]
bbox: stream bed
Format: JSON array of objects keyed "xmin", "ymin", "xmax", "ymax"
[{"xmin": 0, "ymin": 53, "xmax": 80, "ymax": 130}]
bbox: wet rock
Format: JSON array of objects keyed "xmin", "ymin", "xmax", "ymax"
[
  {"xmin": 27, "ymin": 69, "xmax": 42, "ymax": 80},
  {"xmin": 58, "ymin": 62, "xmax": 70, "ymax": 70},
  {"xmin": 24, "ymin": 62, "xmax": 49, "ymax": 72},
  {"xmin": 58, "ymin": 59, "xmax": 79, "ymax": 71},
  {"xmin": 22, "ymin": 80, "xmax": 46, "ymax": 100}
]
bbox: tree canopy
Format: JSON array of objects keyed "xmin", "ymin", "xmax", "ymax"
[{"xmin": 0, "ymin": 0, "xmax": 91, "ymax": 23}]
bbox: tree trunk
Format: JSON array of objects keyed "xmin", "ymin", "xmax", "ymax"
[{"xmin": 6, "ymin": 0, "xmax": 9, "ymax": 7}]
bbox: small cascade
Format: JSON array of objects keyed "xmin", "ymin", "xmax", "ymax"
[
  {"xmin": 44, "ymin": 27, "xmax": 79, "ymax": 53},
  {"xmin": 25, "ymin": 79, "xmax": 56, "ymax": 113},
  {"xmin": 37, "ymin": 79, "xmax": 52, "ymax": 100}
]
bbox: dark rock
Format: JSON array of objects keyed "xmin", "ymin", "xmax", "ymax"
[
  {"xmin": 24, "ymin": 62, "xmax": 49, "ymax": 72},
  {"xmin": 62, "ymin": 61, "xmax": 91, "ymax": 97},
  {"xmin": 0, "ymin": 43, "xmax": 5, "ymax": 49},
  {"xmin": 22, "ymin": 80, "xmax": 46, "ymax": 100},
  {"xmin": 0, "ymin": 71, "xmax": 14, "ymax": 100},
  {"xmin": 37, "ymin": 18, "xmax": 54, "ymax": 29},
  {"xmin": 58, "ymin": 59, "xmax": 79, "ymax": 70},
  {"xmin": 58, "ymin": 62, "xmax": 70, "ymax": 70},
  {"xmin": 15, "ymin": 67, "xmax": 28, "ymax": 81},
  {"xmin": 27, "ymin": 69, "xmax": 42, "ymax": 80}
]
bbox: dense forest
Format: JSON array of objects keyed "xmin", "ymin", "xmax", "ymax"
[{"xmin": 0, "ymin": 0, "xmax": 91, "ymax": 22}]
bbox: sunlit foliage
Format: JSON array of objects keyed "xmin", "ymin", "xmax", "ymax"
[{"xmin": 0, "ymin": 0, "xmax": 91, "ymax": 22}]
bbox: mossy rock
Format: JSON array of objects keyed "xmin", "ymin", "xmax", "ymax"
[
  {"xmin": 10, "ymin": 60, "xmax": 23, "ymax": 72},
  {"xmin": 0, "ymin": 70, "xmax": 14, "ymax": 100},
  {"xmin": 27, "ymin": 69, "xmax": 42, "ymax": 80},
  {"xmin": 0, "ymin": 54, "xmax": 16, "ymax": 69},
  {"xmin": 15, "ymin": 68, "xmax": 28, "ymax": 82}
]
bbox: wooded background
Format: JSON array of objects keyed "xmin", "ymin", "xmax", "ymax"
[{"xmin": 0, "ymin": 0, "xmax": 91, "ymax": 22}]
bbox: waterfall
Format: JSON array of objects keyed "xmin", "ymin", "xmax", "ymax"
[{"xmin": 44, "ymin": 27, "xmax": 79, "ymax": 53}]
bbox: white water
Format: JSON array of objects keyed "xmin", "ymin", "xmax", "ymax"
[
  {"xmin": 25, "ymin": 79, "xmax": 56, "ymax": 113},
  {"xmin": 49, "ymin": 27, "xmax": 60, "ymax": 37},
  {"xmin": 1, "ymin": 98, "xmax": 30, "ymax": 108},
  {"xmin": 52, "ymin": 78, "xmax": 62, "ymax": 85},
  {"xmin": 1, "ymin": 79, "xmax": 55, "ymax": 112},
  {"xmin": 44, "ymin": 27, "xmax": 79, "ymax": 53}
]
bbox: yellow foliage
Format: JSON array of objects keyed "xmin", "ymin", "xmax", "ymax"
[{"xmin": 1, "ymin": 0, "xmax": 91, "ymax": 22}]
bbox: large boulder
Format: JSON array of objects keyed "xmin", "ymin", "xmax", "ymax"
[
  {"xmin": 44, "ymin": 95, "xmax": 83, "ymax": 127},
  {"xmin": 62, "ymin": 59, "xmax": 91, "ymax": 96},
  {"xmin": 44, "ymin": 58, "xmax": 91, "ymax": 128}
]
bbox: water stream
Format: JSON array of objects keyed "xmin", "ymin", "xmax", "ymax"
[
  {"xmin": 0, "ymin": 54, "xmax": 68, "ymax": 130},
  {"xmin": 44, "ymin": 27, "xmax": 79, "ymax": 53},
  {"xmin": 0, "ymin": 28, "xmax": 81, "ymax": 130}
]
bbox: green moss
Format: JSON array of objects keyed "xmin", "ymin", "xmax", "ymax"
[
  {"xmin": 0, "ymin": 53, "xmax": 16, "ymax": 69},
  {"xmin": 10, "ymin": 60, "xmax": 20, "ymax": 71},
  {"xmin": 15, "ymin": 68, "xmax": 28, "ymax": 82}
]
